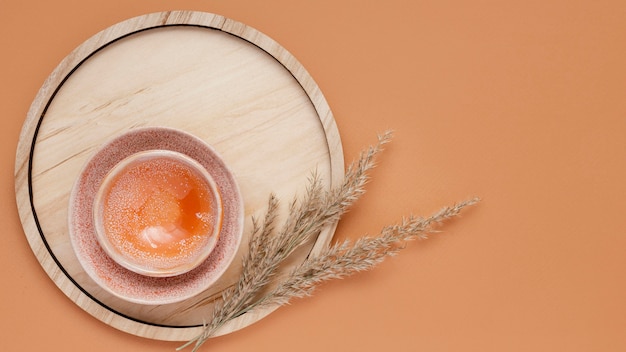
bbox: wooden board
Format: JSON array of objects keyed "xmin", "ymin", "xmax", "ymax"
[{"xmin": 14, "ymin": 10, "xmax": 344, "ymax": 342}]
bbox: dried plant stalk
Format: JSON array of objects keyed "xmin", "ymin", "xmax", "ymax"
[
  {"xmin": 255, "ymin": 197, "xmax": 479, "ymax": 309},
  {"xmin": 178, "ymin": 132, "xmax": 478, "ymax": 351}
]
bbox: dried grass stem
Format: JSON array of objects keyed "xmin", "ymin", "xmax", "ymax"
[{"xmin": 178, "ymin": 131, "xmax": 478, "ymax": 351}]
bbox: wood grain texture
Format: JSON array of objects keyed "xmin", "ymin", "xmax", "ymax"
[{"xmin": 14, "ymin": 11, "xmax": 343, "ymax": 341}]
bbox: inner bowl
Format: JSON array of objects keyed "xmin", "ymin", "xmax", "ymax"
[{"xmin": 93, "ymin": 149, "xmax": 223, "ymax": 277}]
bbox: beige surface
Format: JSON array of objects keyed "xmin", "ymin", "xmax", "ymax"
[
  {"xmin": 14, "ymin": 11, "xmax": 343, "ymax": 341},
  {"xmin": 2, "ymin": 1, "xmax": 626, "ymax": 352}
]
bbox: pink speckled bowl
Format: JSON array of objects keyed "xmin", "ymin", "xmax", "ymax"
[
  {"xmin": 93, "ymin": 149, "xmax": 223, "ymax": 278},
  {"xmin": 68, "ymin": 127, "xmax": 244, "ymax": 305}
]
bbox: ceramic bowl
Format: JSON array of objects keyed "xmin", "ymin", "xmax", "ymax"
[
  {"xmin": 92, "ymin": 149, "xmax": 223, "ymax": 277},
  {"xmin": 68, "ymin": 127, "xmax": 244, "ymax": 305}
]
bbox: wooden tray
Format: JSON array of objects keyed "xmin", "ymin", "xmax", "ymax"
[{"xmin": 14, "ymin": 11, "xmax": 344, "ymax": 342}]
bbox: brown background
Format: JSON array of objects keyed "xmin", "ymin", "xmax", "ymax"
[{"xmin": 2, "ymin": 1, "xmax": 625, "ymax": 351}]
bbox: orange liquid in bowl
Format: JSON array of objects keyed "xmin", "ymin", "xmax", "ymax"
[{"xmin": 96, "ymin": 151, "xmax": 222, "ymax": 276}]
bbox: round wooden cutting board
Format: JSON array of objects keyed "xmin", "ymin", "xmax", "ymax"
[{"xmin": 14, "ymin": 11, "xmax": 344, "ymax": 342}]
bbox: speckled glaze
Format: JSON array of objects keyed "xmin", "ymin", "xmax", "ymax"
[
  {"xmin": 68, "ymin": 127, "xmax": 244, "ymax": 305},
  {"xmin": 93, "ymin": 149, "xmax": 223, "ymax": 278}
]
